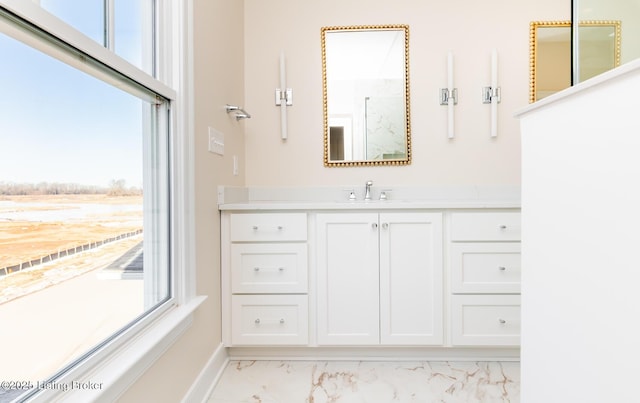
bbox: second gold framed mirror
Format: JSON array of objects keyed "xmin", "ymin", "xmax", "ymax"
[{"xmin": 530, "ymin": 20, "xmax": 621, "ymax": 103}]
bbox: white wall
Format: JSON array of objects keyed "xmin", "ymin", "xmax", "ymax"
[
  {"xmin": 519, "ymin": 62, "xmax": 640, "ymax": 403},
  {"xmin": 243, "ymin": 0, "xmax": 569, "ymax": 187}
]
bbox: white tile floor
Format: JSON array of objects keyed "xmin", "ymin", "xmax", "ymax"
[{"xmin": 208, "ymin": 360, "xmax": 519, "ymax": 403}]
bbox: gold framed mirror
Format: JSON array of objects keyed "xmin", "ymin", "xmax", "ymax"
[
  {"xmin": 321, "ymin": 24, "xmax": 411, "ymax": 167},
  {"xmin": 529, "ymin": 20, "xmax": 621, "ymax": 103}
]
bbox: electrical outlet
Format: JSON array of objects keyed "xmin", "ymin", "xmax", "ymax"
[
  {"xmin": 233, "ymin": 155, "xmax": 239, "ymax": 175},
  {"xmin": 208, "ymin": 127, "xmax": 224, "ymax": 155}
]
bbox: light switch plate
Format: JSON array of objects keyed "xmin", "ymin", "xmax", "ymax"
[{"xmin": 208, "ymin": 127, "xmax": 224, "ymax": 155}]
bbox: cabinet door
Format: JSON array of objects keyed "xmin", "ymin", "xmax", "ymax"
[
  {"xmin": 379, "ymin": 213, "xmax": 443, "ymax": 345},
  {"xmin": 316, "ymin": 213, "xmax": 380, "ymax": 345}
]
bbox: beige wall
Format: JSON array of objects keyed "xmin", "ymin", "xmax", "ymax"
[
  {"xmin": 117, "ymin": 1, "xmax": 571, "ymax": 401},
  {"xmin": 243, "ymin": 0, "xmax": 569, "ymax": 187},
  {"xmin": 118, "ymin": 0, "xmax": 245, "ymax": 401}
]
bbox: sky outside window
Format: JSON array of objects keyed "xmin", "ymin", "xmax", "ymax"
[
  {"xmin": 39, "ymin": 0, "xmax": 104, "ymax": 45},
  {"xmin": 0, "ymin": 32, "xmax": 143, "ymax": 188}
]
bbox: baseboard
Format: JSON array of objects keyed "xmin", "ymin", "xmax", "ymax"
[
  {"xmin": 226, "ymin": 346, "xmax": 520, "ymax": 362},
  {"xmin": 181, "ymin": 342, "xmax": 229, "ymax": 403}
]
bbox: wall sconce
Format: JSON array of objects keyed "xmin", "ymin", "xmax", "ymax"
[
  {"xmin": 440, "ymin": 50, "xmax": 458, "ymax": 139},
  {"xmin": 482, "ymin": 49, "xmax": 501, "ymax": 137},
  {"xmin": 275, "ymin": 51, "xmax": 293, "ymax": 140}
]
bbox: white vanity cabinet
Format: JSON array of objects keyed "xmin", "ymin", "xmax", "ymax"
[
  {"xmin": 316, "ymin": 212, "xmax": 443, "ymax": 346},
  {"xmin": 220, "ymin": 191, "xmax": 521, "ymax": 357},
  {"xmin": 449, "ymin": 212, "xmax": 521, "ymax": 346},
  {"xmin": 224, "ymin": 213, "xmax": 309, "ymax": 345}
]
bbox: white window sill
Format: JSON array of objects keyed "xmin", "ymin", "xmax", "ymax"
[{"xmin": 25, "ymin": 295, "xmax": 206, "ymax": 403}]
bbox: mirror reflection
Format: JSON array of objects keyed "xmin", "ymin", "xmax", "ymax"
[
  {"xmin": 321, "ymin": 25, "xmax": 411, "ymax": 167},
  {"xmin": 529, "ymin": 20, "xmax": 621, "ymax": 102}
]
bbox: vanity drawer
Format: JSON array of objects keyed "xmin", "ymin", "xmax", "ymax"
[
  {"xmin": 231, "ymin": 295, "xmax": 308, "ymax": 345},
  {"xmin": 451, "ymin": 243, "xmax": 521, "ymax": 294},
  {"xmin": 450, "ymin": 212, "xmax": 521, "ymax": 241},
  {"xmin": 231, "ymin": 243, "xmax": 308, "ymax": 294},
  {"xmin": 451, "ymin": 295, "xmax": 520, "ymax": 346},
  {"xmin": 230, "ymin": 213, "xmax": 307, "ymax": 242}
]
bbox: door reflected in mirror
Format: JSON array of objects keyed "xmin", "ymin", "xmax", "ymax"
[
  {"xmin": 321, "ymin": 25, "xmax": 411, "ymax": 167},
  {"xmin": 529, "ymin": 20, "xmax": 621, "ymax": 103}
]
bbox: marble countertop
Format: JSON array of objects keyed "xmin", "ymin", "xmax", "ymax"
[{"xmin": 218, "ymin": 185, "xmax": 521, "ymax": 211}]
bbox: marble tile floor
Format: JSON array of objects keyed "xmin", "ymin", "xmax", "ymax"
[{"xmin": 207, "ymin": 360, "xmax": 519, "ymax": 403}]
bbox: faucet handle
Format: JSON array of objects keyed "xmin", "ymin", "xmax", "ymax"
[{"xmin": 379, "ymin": 189, "xmax": 391, "ymax": 201}]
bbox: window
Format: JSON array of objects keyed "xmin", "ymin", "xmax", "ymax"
[
  {"xmin": 39, "ymin": 0, "xmax": 154, "ymax": 74},
  {"xmin": 0, "ymin": 1, "xmax": 184, "ymax": 401}
]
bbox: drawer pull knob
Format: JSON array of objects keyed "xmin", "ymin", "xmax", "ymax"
[
  {"xmin": 255, "ymin": 318, "xmax": 260, "ymax": 324},
  {"xmin": 498, "ymin": 266, "xmax": 507, "ymax": 271},
  {"xmin": 498, "ymin": 318, "xmax": 506, "ymax": 324},
  {"xmin": 252, "ymin": 225, "xmax": 259, "ymax": 230},
  {"xmin": 280, "ymin": 318, "xmax": 285, "ymax": 324},
  {"xmin": 499, "ymin": 225, "xmax": 507, "ymax": 230},
  {"xmin": 277, "ymin": 225, "xmax": 284, "ymax": 230}
]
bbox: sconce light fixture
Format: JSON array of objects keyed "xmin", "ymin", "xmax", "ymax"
[
  {"xmin": 482, "ymin": 49, "xmax": 501, "ymax": 137},
  {"xmin": 439, "ymin": 50, "xmax": 458, "ymax": 139},
  {"xmin": 275, "ymin": 51, "xmax": 293, "ymax": 140}
]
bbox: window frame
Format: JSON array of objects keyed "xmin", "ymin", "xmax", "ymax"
[{"xmin": 0, "ymin": 0, "xmax": 198, "ymax": 401}]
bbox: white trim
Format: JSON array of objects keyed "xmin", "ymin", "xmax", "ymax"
[
  {"xmin": 181, "ymin": 343, "xmax": 230, "ymax": 403},
  {"xmin": 169, "ymin": 0, "xmax": 197, "ymax": 303},
  {"xmin": 226, "ymin": 346, "xmax": 520, "ymax": 362}
]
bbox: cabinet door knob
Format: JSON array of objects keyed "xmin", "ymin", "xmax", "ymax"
[
  {"xmin": 498, "ymin": 266, "xmax": 506, "ymax": 271},
  {"xmin": 372, "ymin": 223, "xmax": 378, "ymax": 229},
  {"xmin": 382, "ymin": 223, "xmax": 389, "ymax": 229},
  {"xmin": 277, "ymin": 225, "xmax": 284, "ymax": 230},
  {"xmin": 255, "ymin": 318, "xmax": 260, "ymax": 324},
  {"xmin": 279, "ymin": 318, "xmax": 285, "ymax": 324},
  {"xmin": 252, "ymin": 225, "xmax": 259, "ymax": 230},
  {"xmin": 498, "ymin": 318, "xmax": 506, "ymax": 324},
  {"xmin": 499, "ymin": 225, "xmax": 507, "ymax": 230}
]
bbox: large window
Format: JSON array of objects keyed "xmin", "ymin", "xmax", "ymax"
[{"xmin": 0, "ymin": 1, "xmax": 177, "ymax": 401}]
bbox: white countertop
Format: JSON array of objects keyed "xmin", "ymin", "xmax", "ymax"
[{"xmin": 218, "ymin": 185, "xmax": 520, "ymax": 211}]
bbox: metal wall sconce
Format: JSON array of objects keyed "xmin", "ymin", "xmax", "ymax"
[
  {"xmin": 275, "ymin": 51, "xmax": 292, "ymax": 140},
  {"xmin": 482, "ymin": 49, "xmax": 501, "ymax": 137},
  {"xmin": 440, "ymin": 51, "xmax": 458, "ymax": 139}
]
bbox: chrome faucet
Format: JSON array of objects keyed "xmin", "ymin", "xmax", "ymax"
[{"xmin": 364, "ymin": 180, "xmax": 373, "ymax": 201}]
